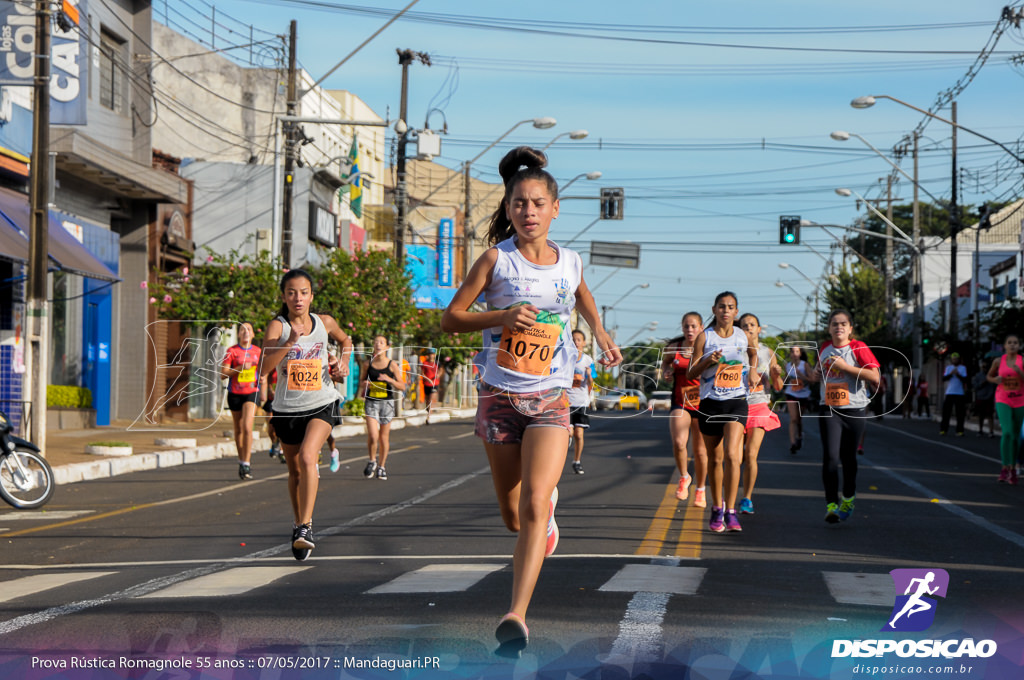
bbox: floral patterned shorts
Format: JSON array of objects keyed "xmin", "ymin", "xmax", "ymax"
[{"xmin": 474, "ymin": 382, "xmax": 571, "ymax": 444}]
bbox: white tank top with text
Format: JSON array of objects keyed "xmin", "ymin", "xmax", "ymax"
[
  {"xmin": 272, "ymin": 314, "xmax": 339, "ymax": 414},
  {"xmin": 698, "ymin": 326, "xmax": 750, "ymax": 402},
  {"xmin": 480, "ymin": 237, "xmax": 581, "ymax": 393}
]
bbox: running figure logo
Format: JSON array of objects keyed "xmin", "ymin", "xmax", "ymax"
[{"xmin": 883, "ymin": 568, "xmax": 949, "ymax": 632}]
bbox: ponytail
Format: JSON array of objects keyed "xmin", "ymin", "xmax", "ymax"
[{"xmin": 485, "ymin": 146, "xmax": 559, "ymax": 246}]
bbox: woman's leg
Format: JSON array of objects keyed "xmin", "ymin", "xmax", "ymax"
[
  {"xmin": 238, "ymin": 401, "xmax": 256, "ymax": 465},
  {"xmin": 669, "ymin": 409, "xmax": 691, "ymax": 479},
  {"xmin": 378, "ymin": 422, "xmax": 392, "ymax": 468},
  {"xmin": 703, "ymin": 433, "xmax": 725, "ymax": 508},
  {"xmin": 231, "ymin": 409, "xmax": 245, "ymax": 460},
  {"xmin": 721, "ymin": 421, "xmax": 745, "ymax": 511},
  {"xmin": 508, "ymin": 426, "xmax": 569, "ymax": 619},
  {"xmin": 366, "ymin": 417, "xmax": 381, "ymax": 462},
  {"xmin": 786, "ymin": 401, "xmax": 802, "ymax": 451},
  {"xmin": 996, "ymin": 403, "xmax": 1016, "ymax": 468},
  {"xmin": 819, "ymin": 413, "xmax": 843, "ymax": 507},
  {"xmin": 288, "ymin": 418, "xmax": 332, "ymax": 525},
  {"xmin": 691, "ymin": 416, "xmax": 708, "ymax": 487},
  {"xmin": 742, "ymin": 427, "xmax": 765, "ymax": 500},
  {"xmin": 838, "ymin": 411, "xmax": 864, "ymax": 500}
]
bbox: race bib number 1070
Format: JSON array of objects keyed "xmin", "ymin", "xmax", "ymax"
[{"xmin": 498, "ymin": 323, "xmax": 560, "ymax": 376}]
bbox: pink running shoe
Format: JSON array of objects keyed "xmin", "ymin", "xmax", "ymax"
[
  {"xmin": 998, "ymin": 468, "xmax": 1010, "ymax": 484},
  {"xmin": 725, "ymin": 510, "xmax": 742, "ymax": 532},
  {"xmin": 545, "ymin": 487, "xmax": 559, "ymax": 557},
  {"xmin": 1010, "ymin": 468, "xmax": 1019, "ymax": 486},
  {"xmin": 675, "ymin": 474, "xmax": 691, "ymax": 501},
  {"xmin": 693, "ymin": 487, "xmax": 707, "ymax": 508}
]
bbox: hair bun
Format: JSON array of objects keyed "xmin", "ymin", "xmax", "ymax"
[{"xmin": 498, "ymin": 146, "xmax": 548, "ymax": 184}]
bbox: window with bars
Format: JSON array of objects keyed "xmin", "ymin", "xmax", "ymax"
[{"xmin": 98, "ymin": 28, "xmax": 127, "ymax": 114}]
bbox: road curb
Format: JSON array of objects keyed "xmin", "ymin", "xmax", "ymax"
[{"xmin": 51, "ymin": 408, "xmax": 477, "ymax": 486}]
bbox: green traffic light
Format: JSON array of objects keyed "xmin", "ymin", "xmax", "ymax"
[{"xmin": 784, "ymin": 233, "xmax": 795, "ymax": 243}]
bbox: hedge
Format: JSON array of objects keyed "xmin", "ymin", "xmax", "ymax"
[{"xmin": 47, "ymin": 385, "xmax": 93, "ymax": 409}]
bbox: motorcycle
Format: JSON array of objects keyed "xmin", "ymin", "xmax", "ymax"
[{"xmin": 0, "ymin": 409, "xmax": 55, "ymax": 509}]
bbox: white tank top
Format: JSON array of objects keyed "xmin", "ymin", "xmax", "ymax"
[
  {"xmin": 747, "ymin": 344, "xmax": 774, "ymax": 406},
  {"xmin": 480, "ymin": 237, "xmax": 581, "ymax": 392},
  {"xmin": 272, "ymin": 314, "xmax": 339, "ymax": 414},
  {"xmin": 698, "ymin": 326, "xmax": 749, "ymax": 401}
]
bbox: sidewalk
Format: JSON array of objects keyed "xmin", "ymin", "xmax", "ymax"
[{"xmin": 41, "ymin": 408, "xmax": 476, "ymax": 486}]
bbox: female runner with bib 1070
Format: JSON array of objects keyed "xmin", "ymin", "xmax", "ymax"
[
  {"xmin": 260, "ymin": 269, "xmax": 352, "ymax": 560},
  {"xmin": 442, "ymin": 146, "xmax": 621, "ymax": 655}
]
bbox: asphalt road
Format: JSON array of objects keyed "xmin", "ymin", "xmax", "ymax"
[{"xmin": 0, "ymin": 410, "xmax": 1021, "ymax": 679}]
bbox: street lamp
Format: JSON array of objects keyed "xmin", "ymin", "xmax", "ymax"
[
  {"xmin": 850, "ymin": 95, "xmax": 1024, "ymax": 165},
  {"xmin": 799, "ymin": 220, "xmax": 882, "ymax": 274},
  {"xmin": 624, "ymin": 321, "xmax": 659, "ymax": 346},
  {"xmin": 851, "ymin": 93, "xmax": 1024, "ymax": 340},
  {"xmin": 602, "ymin": 283, "xmax": 651, "ymax": 333},
  {"xmin": 543, "ymin": 129, "xmax": 589, "ymax": 150},
  {"xmin": 775, "ymin": 280, "xmax": 813, "ymax": 332},
  {"xmin": 560, "ymin": 171, "xmax": 602, "ymax": 193},
  {"xmin": 779, "ymin": 263, "xmax": 822, "ymax": 331}
]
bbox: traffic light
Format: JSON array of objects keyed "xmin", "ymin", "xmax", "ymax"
[
  {"xmin": 779, "ymin": 215, "xmax": 801, "ymax": 245},
  {"xmin": 600, "ymin": 187, "xmax": 624, "ymax": 220}
]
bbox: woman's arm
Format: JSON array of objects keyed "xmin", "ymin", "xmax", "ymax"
[
  {"xmin": 441, "ymin": 249, "xmax": 528, "ymax": 333},
  {"xmin": 321, "ymin": 315, "xmax": 354, "ymax": 379},
  {"xmin": 259, "ymin": 318, "xmax": 294, "ymax": 378},
  {"xmin": 574, "ymin": 274, "xmax": 622, "ymax": 367},
  {"xmin": 686, "ymin": 332, "xmax": 713, "ymax": 380},
  {"xmin": 386, "ymin": 360, "xmax": 408, "ymax": 393}
]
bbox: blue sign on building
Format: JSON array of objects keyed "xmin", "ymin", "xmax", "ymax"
[
  {"xmin": 1, "ymin": 0, "xmax": 88, "ymax": 126},
  {"xmin": 437, "ymin": 217, "xmax": 453, "ymax": 287}
]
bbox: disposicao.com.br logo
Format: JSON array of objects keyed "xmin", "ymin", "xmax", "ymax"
[{"xmin": 831, "ymin": 568, "xmax": 998, "ymax": 660}]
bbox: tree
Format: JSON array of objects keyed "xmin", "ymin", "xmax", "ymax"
[{"xmin": 819, "ymin": 264, "xmax": 887, "ymax": 343}]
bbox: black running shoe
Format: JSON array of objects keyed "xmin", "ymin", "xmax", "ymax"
[
  {"xmin": 291, "ymin": 546, "xmax": 311, "ymax": 561},
  {"xmin": 292, "ymin": 523, "xmax": 315, "ymax": 550},
  {"xmin": 363, "ymin": 460, "xmax": 378, "ymax": 478},
  {"xmin": 238, "ymin": 463, "xmax": 252, "ymax": 480}
]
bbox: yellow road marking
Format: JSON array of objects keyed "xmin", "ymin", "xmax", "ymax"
[
  {"xmin": 636, "ymin": 483, "xmax": 681, "ymax": 555},
  {"xmin": 635, "ymin": 480, "xmax": 704, "ymax": 558}
]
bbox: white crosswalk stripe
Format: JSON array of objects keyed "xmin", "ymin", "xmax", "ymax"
[
  {"xmin": 0, "ymin": 563, "xmax": 897, "ymax": 608},
  {"xmin": 0, "ymin": 572, "xmax": 116, "ymax": 604},
  {"xmin": 822, "ymin": 571, "xmax": 894, "ymax": 606},
  {"xmin": 367, "ymin": 564, "xmax": 506, "ymax": 594},
  {"xmin": 137, "ymin": 566, "xmax": 312, "ymax": 598}
]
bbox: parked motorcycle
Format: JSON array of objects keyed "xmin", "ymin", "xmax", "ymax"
[{"xmin": 0, "ymin": 410, "xmax": 54, "ymax": 509}]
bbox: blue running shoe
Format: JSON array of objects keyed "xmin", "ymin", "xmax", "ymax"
[
  {"xmin": 825, "ymin": 503, "xmax": 840, "ymax": 524},
  {"xmin": 838, "ymin": 496, "xmax": 855, "ymax": 521},
  {"xmin": 739, "ymin": 497, "xmax": 754, "ymax": 514}
]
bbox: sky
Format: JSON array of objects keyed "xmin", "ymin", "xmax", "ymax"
[{"xmin": 162, "ymin": 0, "xmax": 1024, "ymax": 344}]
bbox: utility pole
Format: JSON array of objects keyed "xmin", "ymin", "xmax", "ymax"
[
  {"xmin": 394, "ymin": 49, "xmax": 413, "ymax": 263},
  {"xmin": 885, "ymin": 174, "xmax": 894, "ymax": 325},
  {"xmin": 912, "ymin": 132, "xmax": 923, "ymax": 374},
  {"xmin": 463, "ymin": 164, "xmax": 471, "ymax": 278},
  {"xmin": 949, "ymin": 101, "xmax": 959, "ymax": 339},
  {"xmin": 27, "ymin": 0, "xmax": 51, "ymax": 451},
  {"xmin": 281, "ymin": 20, "xmax": 297, "ymax": 266}
]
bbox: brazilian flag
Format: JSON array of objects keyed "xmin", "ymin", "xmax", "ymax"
[{"xmin": 340, "ymin": 134, "xmax": 362, "ymax": 219}]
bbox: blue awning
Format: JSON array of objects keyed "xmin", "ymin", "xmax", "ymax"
[{"xmin": 0, "ymin": 186, "xmax": 119, "ymax": 282}]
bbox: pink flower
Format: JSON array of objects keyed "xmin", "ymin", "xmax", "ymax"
[
  {"xmin": 351, "ymin": 292, "xmax": 360, "ymax": 297},
  {"xmin": 148, "ymin": 297, "xmax": 156, "ymax": 304},
  {"xmin": 182, "ymin": 267, "xmax": 189, "ymax": 276},
  {"xmin": 140, "ymin": 281, "xmax": 148, "ymax": 289},
  {"xmin": 445, "ymin": 356, "xmax": 451, "ymax": 362},
  {"xmin": 163, "ymin": 294, "xmax": 172, "ymax": 303},
  {"xmin": 348, "ymin": 322, "xmax": 354, "ymax": 328},
  {"xmin": 283, "ymin": 267, "xmax": 290, "ymax": 272},
  {"xmin": 206, "ymin": 255, "xmax": 214, "ymax": 263}
]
